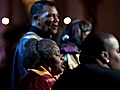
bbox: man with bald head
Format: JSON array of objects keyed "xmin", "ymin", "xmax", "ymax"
[{"xmin": 52, "ymin": 31, "xmax": 120, "ymax": 90}]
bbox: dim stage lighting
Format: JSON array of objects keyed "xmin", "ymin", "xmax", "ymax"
[
  {"xmin": 63, "ymin": 17, "xmax": 71, "ymax": 25},
  {"xmin": 2, "ymin": 17, "xmax": 9, "ymax": 25}
]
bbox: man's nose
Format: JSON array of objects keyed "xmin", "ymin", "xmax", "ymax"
[{"xmin": 54, "ymin": 15, "xmax": 59, "ymax": 22}]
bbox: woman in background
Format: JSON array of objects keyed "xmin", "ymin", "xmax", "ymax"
[{"xmin": 60, "ymin": 19, "xmax": 92, "ymax": 69}]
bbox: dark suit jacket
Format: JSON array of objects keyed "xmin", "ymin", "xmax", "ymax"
[{"xmin": 52, "ymin": 62, "xmax": 120, "ymax": 90}]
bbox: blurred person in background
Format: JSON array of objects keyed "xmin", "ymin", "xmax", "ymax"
[
  {"xmin": 60, "ymin": 19, "xmax": 92, "ymax": 70},
  {"xmin": 1, "ymin": 24, "xmax": 29, "ymax": 90}
]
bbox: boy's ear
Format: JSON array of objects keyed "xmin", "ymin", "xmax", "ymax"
[{"xmin": 101, "ymin": 51, "xmax": 109, "ymax": 63}]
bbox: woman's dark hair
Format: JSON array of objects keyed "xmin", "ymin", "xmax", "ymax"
[
  {"xmin": 21, "ymin": 38, "xmax": 57, "ymax": 69},
  {"xmin": 60, "ymin": 19, "xmax": 92, "ymax": 51},
  {"xmin": 61, "ymin": 19, "xmax": 92, "ymax": 43}
]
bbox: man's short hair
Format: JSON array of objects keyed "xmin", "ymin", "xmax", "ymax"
[{"xmin": 30, "ymin": 1, "xmax": 56, "ymax": 21}]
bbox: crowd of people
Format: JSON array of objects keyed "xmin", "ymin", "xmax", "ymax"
[
  {"xmin": 11, "ymin": 1, "xmax": 59, "ymax": 90},
  {"xmin": 1, "ymin": 0, "xmax": 120, "ymax": 90},
  {"xmin": 52, "ymin": 31, "xmax": 120, "ymax": 90}
]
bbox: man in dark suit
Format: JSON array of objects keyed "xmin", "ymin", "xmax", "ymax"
[{"xmin": 52, "ymin": 31, "xmax": 120, "ymax": 90}]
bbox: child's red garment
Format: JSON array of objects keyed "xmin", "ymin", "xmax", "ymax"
[{"xmin": 16, "ymin": 66, "xmax": 56, "ymax": 90}]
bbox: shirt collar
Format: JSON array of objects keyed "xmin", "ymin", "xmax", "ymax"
[
  {"xmin": 30, "ymin": 26, "xmax": 52, "ymax": 38},
  {"xmin": 27, "ymin": 66, "xmax": 52, "ymax": 76}
]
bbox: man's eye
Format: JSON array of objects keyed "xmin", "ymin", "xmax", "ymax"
[
  {"xmin": 47, "ymin": 14, "xmax": 53, "ymax": 17},
  {"xmin": 56, "ymin": 54, "xmax": 60, "ymax": 56}
]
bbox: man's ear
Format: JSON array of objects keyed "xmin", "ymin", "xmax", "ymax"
[
  {"xmin": 101, "ymin": 51, "xmax": 109, "ymax": 63},
  {"xmin": 33, "ymin": 14, "xmax": 40, "ymax": 26},
  {"xmin": 33, "ymin": 14, "xmax": 39, "ymax": 20}
]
